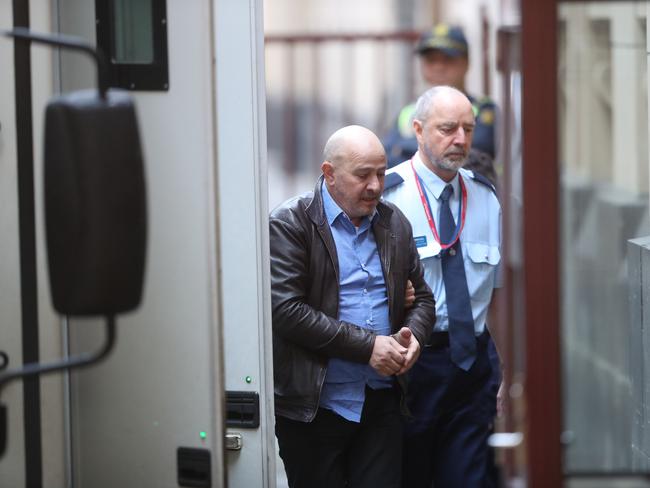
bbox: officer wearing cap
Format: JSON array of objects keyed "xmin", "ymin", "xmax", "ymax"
[{"xmin": 383, "ymin": 24, "xmax": 497, "ymax": 169}]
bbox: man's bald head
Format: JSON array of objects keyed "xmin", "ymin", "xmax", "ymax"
[
  {"xmin": 321, "ymin": 125, "xmax": 387, "ymax": 226},
  {"xmin": 323, "ymin": 125, "xmax": 386, "ymax": 168}
]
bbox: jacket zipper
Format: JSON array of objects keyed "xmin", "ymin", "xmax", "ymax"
[{"xmin": 310, "ymin": 222, "xmax": 339, "ymax": 421}]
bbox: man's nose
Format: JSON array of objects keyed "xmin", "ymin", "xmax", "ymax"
[
  {"xmin": 367, "ymin": 175, "xmax": 381, "ymax": 192},
  {"xmin": 453, "ymin": 127, "xmax": 469, "ymax": 145}
]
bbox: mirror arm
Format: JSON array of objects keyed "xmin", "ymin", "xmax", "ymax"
[
  {"xmin": 0, "ymin": 316, "xmax": 116, "ymax": 458},
  {"xmin": 0, "ymin": 315, "xmax": 116, "ymax": 394},
  {"xmin": 2, "ymin": 28, "xmax": 109, "ymax": 99}
]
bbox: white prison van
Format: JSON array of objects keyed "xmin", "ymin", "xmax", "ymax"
[{"xmin": 0, "ymin": 0, "xmax": 276, "ymax": 486}]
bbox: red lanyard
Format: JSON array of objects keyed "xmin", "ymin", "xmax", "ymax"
[{"xmin": 410, "ymin": 159, "xmax": 467, "ymax": 250}]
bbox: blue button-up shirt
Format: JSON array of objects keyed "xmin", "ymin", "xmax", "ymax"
[
  {"xmin": 382, "ymin": 153, "xmax": 502, "ymax": 335},
  {"xmin": 319, "ymin": 184, "xmax": 393, "ymax": 422}
]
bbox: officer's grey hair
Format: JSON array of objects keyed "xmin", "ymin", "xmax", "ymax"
[{"xmin": 413, "ymin": 85, "xmax": 465, "ymax": 126}]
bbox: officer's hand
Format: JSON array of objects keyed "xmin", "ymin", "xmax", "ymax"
[
  {"xmin": 404, "ymin": 280, "xmax": 415, "ymax": 309},
  {"xmin": 369, "ymin": 336, "xmax": 407, "ymax": 376},
  {"xmin": 392, "ymin": 327, "xmax": 421, "ymax": 375}
]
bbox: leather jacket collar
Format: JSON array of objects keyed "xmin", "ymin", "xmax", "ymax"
[{"xmin": 306, "ymin": 175, "xmax": 393, "ymax": 230}]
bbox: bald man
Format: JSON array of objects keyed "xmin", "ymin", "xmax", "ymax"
[{"xmin": 270, "ymin": 125, "xmax": 435, "ymax": 488}]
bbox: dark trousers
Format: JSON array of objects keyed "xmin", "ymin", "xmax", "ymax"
[
  {"xmin": 275, "ymin": 386, "xmax": 402, "ymax": 488},
  {"xmin": 485, "ymin": 337, "xmax": 502, "ymax": 488},
  {"xmin": 403, "ymin": 331, "xmax": 497, "ymax": 488}
]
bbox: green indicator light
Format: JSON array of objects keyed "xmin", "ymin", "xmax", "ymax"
[
  {"xmin": 245, "ymin": 376, "xmax": 252, "ymax": 384},
  {"xmin": 199, "ymin": 431, "xmax": 207, "ymax": 440}
]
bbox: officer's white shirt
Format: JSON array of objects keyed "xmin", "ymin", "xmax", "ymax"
[{"xmin": 382, "ymin": 152, "xmax": 502, "ymax": 335}]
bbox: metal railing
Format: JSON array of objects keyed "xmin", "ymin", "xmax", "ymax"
[{"xmin": 264, "ymin": 30, "xmax": 421, "ymax": 203}]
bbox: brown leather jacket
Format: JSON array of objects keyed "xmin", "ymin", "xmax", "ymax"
[{"xmin": 270, "ymin": 176, "xmax": 435, "ymax": 422}]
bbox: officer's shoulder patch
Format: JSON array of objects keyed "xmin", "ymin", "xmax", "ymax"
[
  {"xmin": 479, "ymin": 108, "xmax": 495, "ymax": 125},
  {"xmin": 384, "ymin": 172, "xmax": 405, "ymax": 191},
  {"xmin": 468, "ymin": 171, "xmax": 497, "ymax": 196}
]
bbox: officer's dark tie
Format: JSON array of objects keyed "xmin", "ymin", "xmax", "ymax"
[{"xmin": 439, "ymin": 184, "xmax": 476, "ymax": 371}]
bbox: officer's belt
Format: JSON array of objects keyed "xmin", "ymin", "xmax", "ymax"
[
  {"xmin": 424, "ymin": 329, "xmax": 490, "ymax": 349},
  {"xmin": 424, "ymin": 331, "xmax": 450, "ymax": 349}
]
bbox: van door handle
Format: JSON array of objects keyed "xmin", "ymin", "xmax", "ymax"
[{"xmin": 225, "ymin": 433, "xmax": 243, "ymax": 451}]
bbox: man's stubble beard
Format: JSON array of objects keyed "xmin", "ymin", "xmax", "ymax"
[{"xmin": 423, "ymin": 143, "xmax": 467, "ymax": 173}]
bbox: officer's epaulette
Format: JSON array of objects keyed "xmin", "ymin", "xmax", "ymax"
[
  {"xmin": 384, "ymin": 172, "xmax": 404, "ymax": 191},
  {"xmin": 468, "ymin": 171, "xmax": 497, "ymax": 196}
]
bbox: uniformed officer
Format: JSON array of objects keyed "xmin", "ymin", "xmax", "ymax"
[
  {"xmin": 383, "ymin": 24, "xmax": 497, "ymax": 169},
  {"xmin": 382, "ymin": 85, "xmax": 503, "ymax": 488}
]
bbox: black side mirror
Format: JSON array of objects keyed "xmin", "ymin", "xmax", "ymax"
[{"xmin": 45, "ymin": 88, "xmax": 147, "ymax": 315}]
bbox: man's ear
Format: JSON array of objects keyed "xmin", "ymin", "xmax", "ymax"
[
  {"xmin": 321, "ymin": 161, "xmax": 335, "ymax": 184},
  {"xmin": 413, "ymin": 119, "xmax": 424, "ymax": 146}
]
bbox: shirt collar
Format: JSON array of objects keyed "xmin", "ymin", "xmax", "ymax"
[
  {"xmin": 321, "ymin": 182, "xmax": 376, "ymax": 228},
  {"xmin": 413, "ymin": 151, "xmax": 460, "ymax": 200}
]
